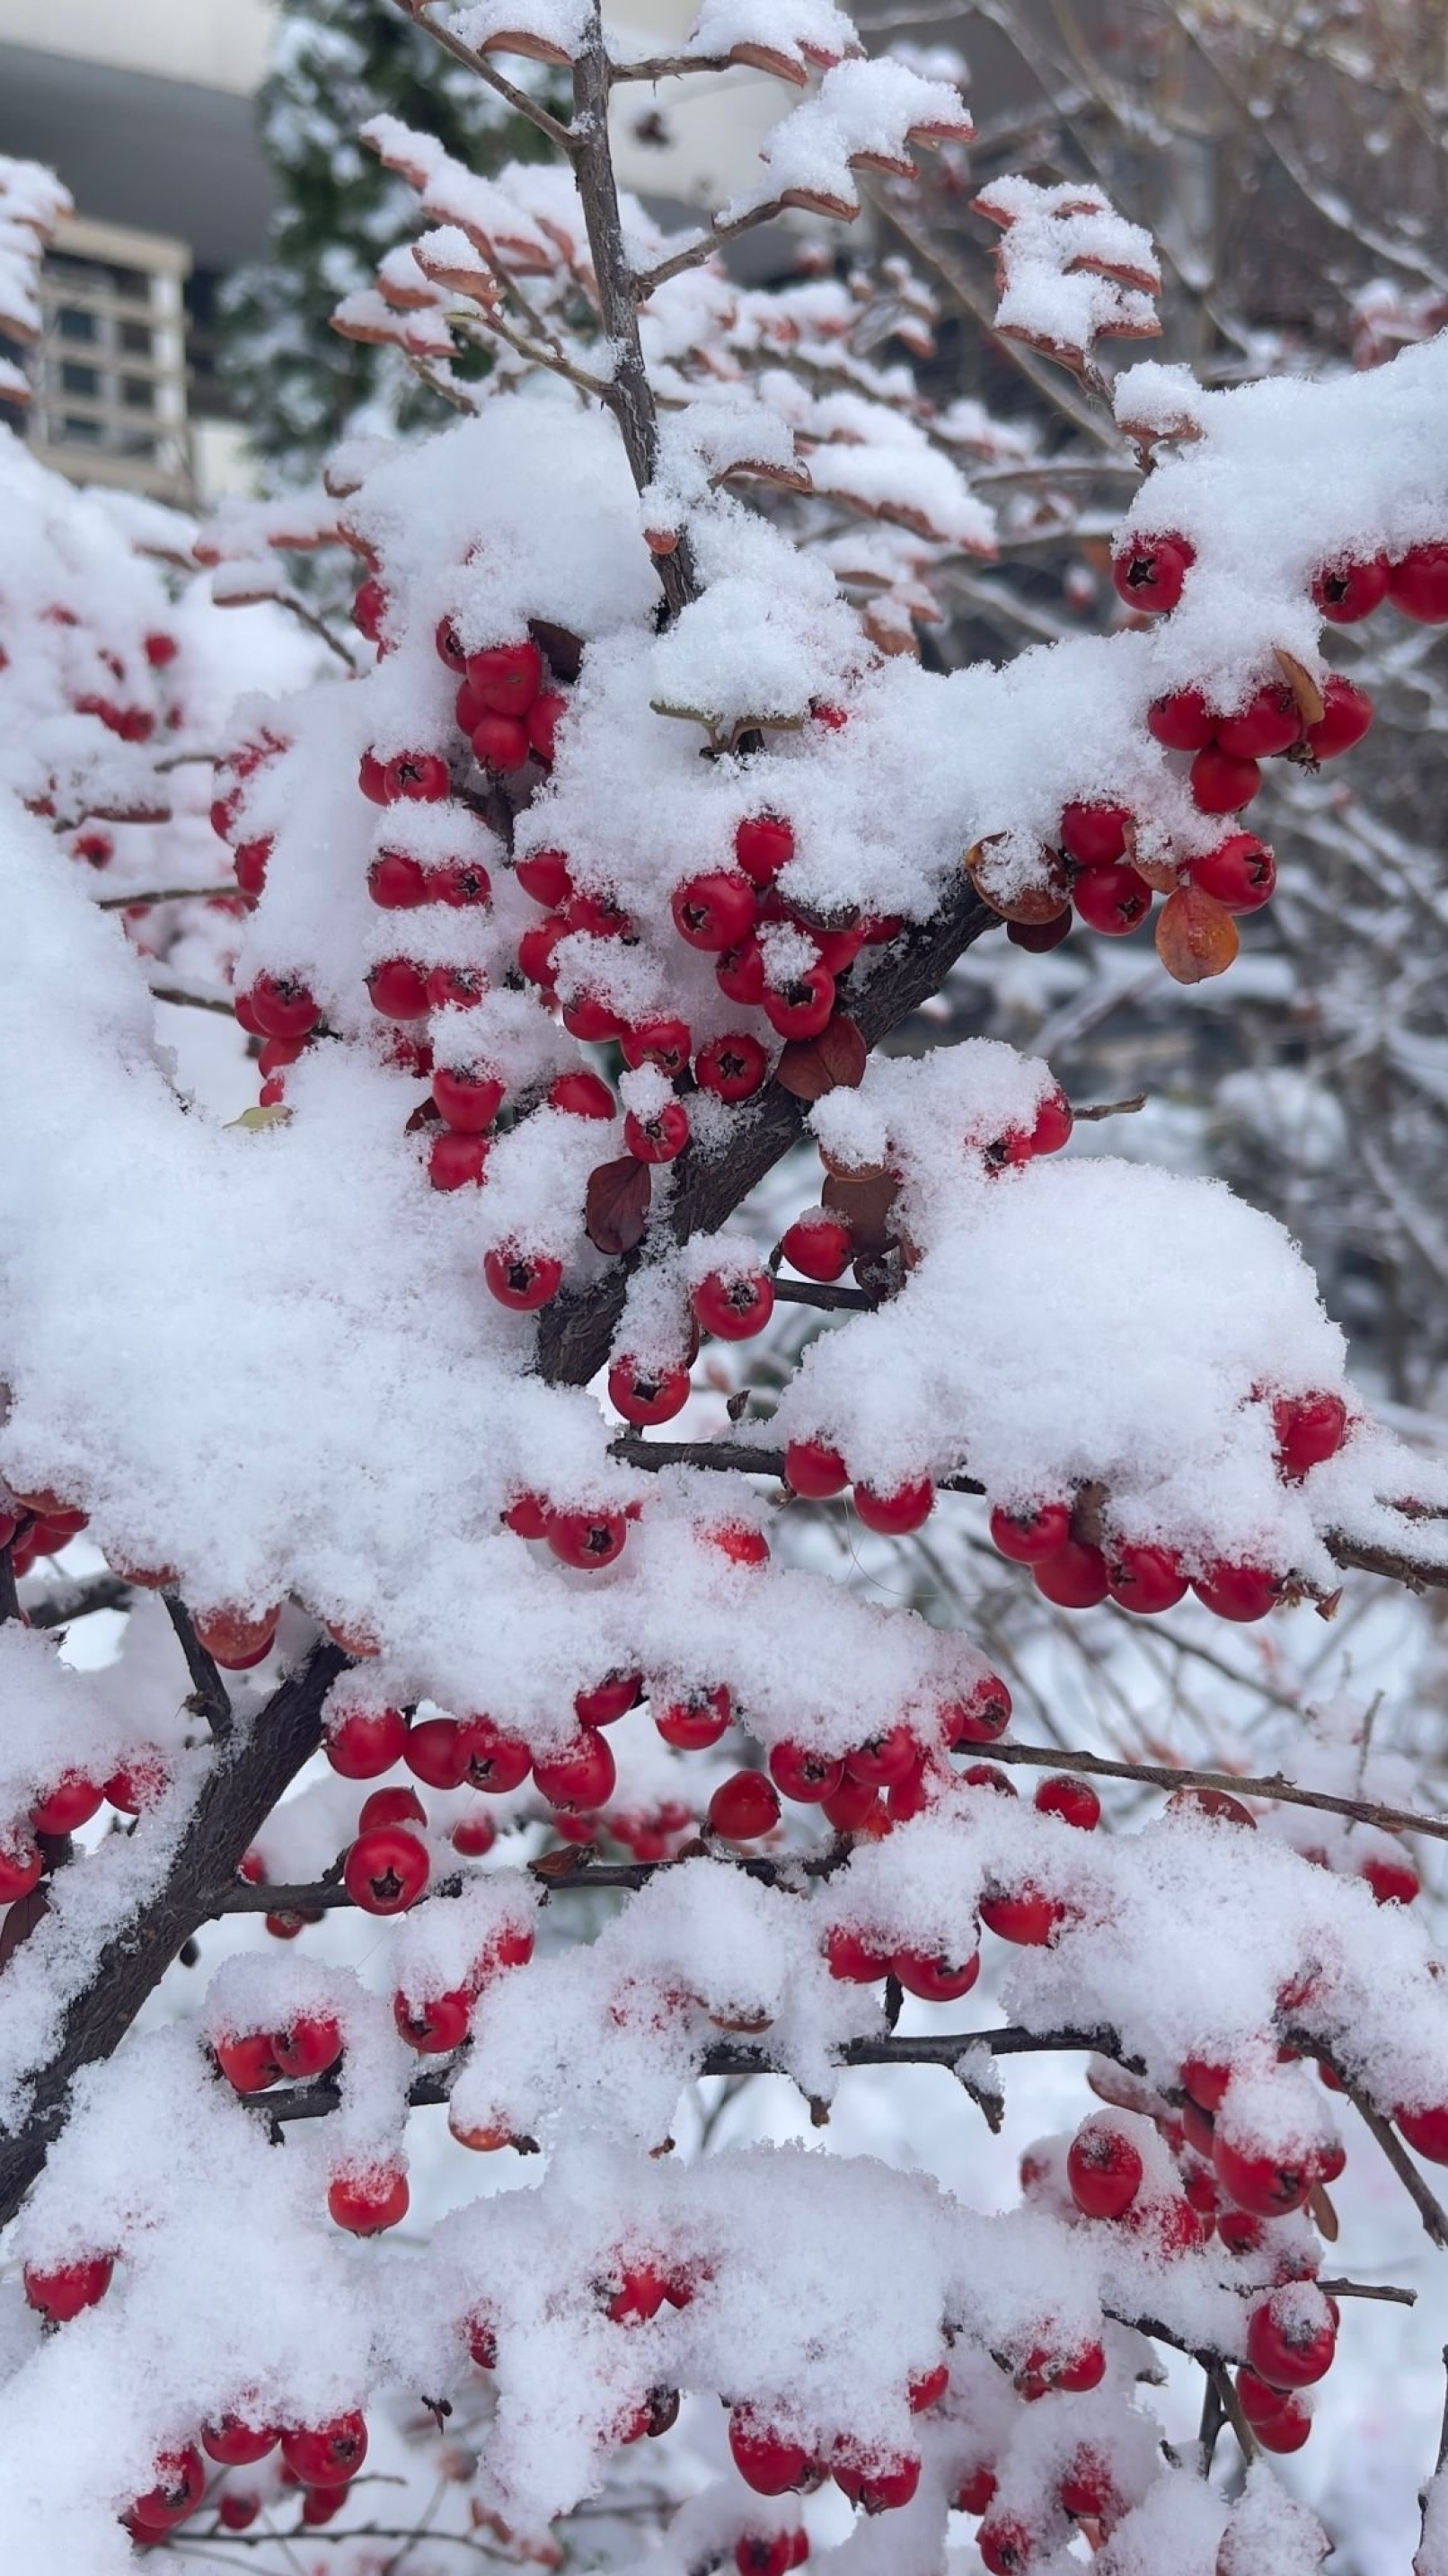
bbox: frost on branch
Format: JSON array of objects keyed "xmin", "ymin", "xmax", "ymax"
[
  {"xmin": 973, "ymin": 177, "xmax": 1161, "ymax": 375},
  {"xmin": 729, "ymin": 57, "xmax": 975, "ymax": 225},
  {"xmin": 680, "ymin": 0, "xmax": 862, "ymax": 84}
]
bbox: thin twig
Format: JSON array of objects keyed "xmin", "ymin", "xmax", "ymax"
[
  {"xmin": 1208, "ymin": 2359, "xmax": 1260, "ymax": 2464},
  {"xmin": 96, "ymin": 888, "xmax": 237, "ymax": 911},
  {"xmin": 773, "ymin": 1277, "xmax": 878, "ymax": 1313},
  {"xmin": 1197, "ymin": 2368, "xmax": 1224, "ymax": 2473},
  {"xmin": 270, "ymin": 592, "xmax": 359, "ymax": 671},
  {"xmin": 163, "ymin": 1596, "xmax": 234, "ymax": 1745},
  {"xmin": 148, "ymin": 986, "xmax": 237, "ymax": 1017},
  {"xmin": 1335, "ymin": 2065, "xmax": 1448, "ymax": 2250},
  {"xmin": 635, "ymin": 199, "xmax": 792, "ymax": 299},
  {"xmin": 24, "ymin": 1574, "xmax": 135, "ymax": 1631},
  {"xmin": 412, "ymin": 3, "xmax": 576, "ymax": 150},
  {"xmin": 974, "ymin": 1739, "xmax": 1448, "ymax": 1849},
  {"xmin": 1317, "ymin": 2278, "xmax": 1417, "ymax": 2307},
  {"xmin": 0, "ymin": 1538, "xmax": 20, "ymax": 1627},
  {"xmin": 450, "ymin": 305, "xmax": 613, "ymax": 401}
]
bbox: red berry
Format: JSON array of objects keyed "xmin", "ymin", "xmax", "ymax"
[
  {"xmin": 534, "ymin": 1730, "xmax": 617, "ymax": 1810},
  {"xmin": 1306, "ymin": 675, "xmax": 1373, "ymax": 759},
  {"xmin": 655, "ymin": 1686, "xmax": 731, "ymax": 1750},
  {"xmin": 846, "ymin": 1723, "xmax": 922, "ymax": 1788},
  {"xmin": 250, "ymin": 973, "xmax": 322, "ymax": 1041},
  {"xmin": 824, "ymin": 1924, "xmax": 892, "ymax": 1980},
  {"xmin": 435, "ymin": 616, "xmax": 468, "ymax": 672},
  {"xmin": 1212, "ymin": 2130, "xmax": 1313, "ymax": 2216},
  {"xmin": 368, "ymin": 847, "xmax": 428, "ymax": 908},
  {"xmin": 272, "ymin": 2014, "xmax": 343, "ymax": 2080},
  {"xmin": 430, "ymin": 856, "xmax": 491, "ymax": 908},
  {"xmin": 560, "ymin": 991, "xmax": 625, "ymax": 1042},
  {"xmin": 990, "ymin": 1501, "xmax": 1072, "ymax": 1562},
  {"xmin": 1312, "ymin": 555, "xmax": 1390, "ymax": 623},
  {"xmin": 1148, "ymin": 686, "xmax": 1217, "ymax": 750},
  {"xmin": 693, "ymin": 1268, "xmax": 774, "ymax": 1341},
  {"xmin": 547, "ymin": 1509, "xmax": 628, "ymax": 1571},
  {"xmin": 281, "ymin": 2415, "xmax": 368, "ymax": 2486},
  {"xmin": 22, "ymin": 2253, "xmax": 113, "ymax": 2323},
  {"xmin": 523, "ymin": 689, "xmax": 564, "ymax": 763},
  {"xmin": 366, "ymin": 956, "xmax": 429, "ymax": 1020},
  {"xmin": 427, "ymin": 962, "xmax": 485, "ymax": 1013},
  {"xmin": 329, "ymin": 2164, "xmax": 410, "ymax": 2234},
  {"xmin": 515, "ymin": 846, "xmax": 572, "ymax": 907},
  {"xmin": 608, "ymin": 1357, "xmax": 690, "ymax": 1425},
  {"xmin": 129, "ymin": 2448, "xmax": 206, "ymax": 2534},
  {"xmin": 695, "ymin": 1032, "xmax": 770, "ymax": 1102},
  {"xmin": 980, "ymin": 1883, "xmax": 1068, "ymax": 1945},
  {"xmin": 978, "ymin": 2511, "xmax": 1035, "ymax": 2574},
  {"xmin": 1215, "ymin": 683, "xmax": 1302, "ymax": 759},
  {"xmin": 1362, "ymin": 1852, "xmax": 1419, "ymax": 1907},
  {"xmin": 908, "ymin": 2361, "xmax": 949, "ymax": 2413},
  {"xmin": 517, "ymin": 915, "xmax": 567, "ymax": 987},
  {"xmin": 1396, "ymin": 2102, "xmax": 1448, "ymax": 2163},
  {"xmin": 1029, "ymin": 1088, "xmax": 1073, "ymax": 1155},
  {"xmin": 1190, "ymin": 832, "xmax": 1276, "ymax": 913},
  {"xmin": 1112, "ymin": 532, "xmax": 1196, "ymax": 612},
  {"xmin": 30, "ymin": 1773, "xmax": 103, "ymax": 1836},
  {"xmin": 428, "ymin": 1130, "xmax": 490, "ymax": 1191},
  {"xmin": 735, "ymin": 814, "xmax": 795, "ymax": 885},
  {"xmin": 343, "ymin": 1826, "xmax": 428, "ymax": 1914},
  {"xmin": 1032, "ymin": 1539, "xmax": 1108, "ymax": 1607},
  {"xmin": 384, "ymin": 749, "xmax": 451, "ymax": 802},
  {"xmin": 1067, "ymin": 2119, "xmax": 1143, "ymax": 2217},
  {"xmin": 939, "ymin": 1675, "xmax": 1012, "ymax": 1748},
  {"xmin": 234, "ymin": 837, "xmax": 271, "ymax": 896},
  {"xmin": 1246, "ymin": 2287, "xmax": 1337, "ymax": 2388},
  {"xmin": 1245, "ymin": 2386, "xmax": 1313, "ymax": 2453},
  {"xmin": 736, "ymin": 2536, "xmax": 793, "ymax": 2576},
  {"xmin": 544, "ymin": 1071, "xmax": 612, "ymax": 1123},
  {"xmin": 1193, "ymin": 1561, "xmax": 1279, "ymax": 1622},
  {"xmin": 1058, "ymin": 2445, "xmax": 1119, "ymax": 2521},
  {"xmin": 1390, "ymin": 543, "xmax": 1448, "ymax": 624},
  {"xmin": 852, "ymin": 1476, "xmax": 933, "ymax": 1535},
  {"xmin": 429, "ymin": 1063, "xmax": 503, "ymax": 1133},
  {"xmin": 1035, "ymin": 1774, "xmax": 1100, "ymax": 1829},
  {"xmin": 503, "ymin": 1492, "xmax": 550, "ymax": 1540},
  {"xmin": 471, "ymin": 713, "xmax": 530, "ymax": 772},
  {"xmin": 219, "ymin": 2494, "xmax": 260, "ymax": 2531},
  {"xmin": 459, "ymin": 1717, "xmax": 533, "ymax": 1793},
  {"xmin": 1272, "ymin": 1388, "xmax": 1347, "ymax": 1477},
  {"xmin": 202, "ymin": 2418, "xmax": 278, "ymax": 2466},
  {"xmin": 465, "ymin": 639, "xmax": 543, "ymax": 715},
  {"xmin": 785, "ymin": 1437, "xmax": 849, "ymax": 1498},
  {"xmin": 717, "ymin": 936, "xmax": 769, "ymax": 1007},
  {"xmin": 1190, "ymin": 746, "xmax": 1261, "ymax": 813},
  {"xmin": 672, "ymin": 870, "xmax": 758, "ymax": 952},
  {"xmin": 213, "ymin": 2029, "xmax": 284, "ymax": 2093},
  {"xmin": 708, "ymin": 1771, "xmax": 781, "ymax": 1840},
  {"xmin": 622, "ymin": 1016, "xmax": 691, "ymax": 1076},
  {"xmin": 769, "ymin": 1740, "xmax": 845, "ymax": 1803},
  {"xmin": 575, "ymin": 1670, "xmax": 642, "ymax": 1725},
  {"xmin": 1059, "ymin": 801, "xmax": 1131, "ymax": 867},
  {"xmin": 893, "ymin": 1945, "xmax": 981, "ymax": 2002},
  {"xmin": 1105, "ymin": 1541, "xmax": 1188, "ymax": 1613},
  {"xmin": 625, "ymin": 1100, "xmax": 690, "ymax": 1163},
  {"xmin": 762, "ymin": 964, "xmax": 834, "ymax": 1040},
  {"xmin": 954, "ymin": 2465, "xmax": 998, "ymax": 2517},
  {"xmin": 834, "ymin": 2449, "xmax": 921, "ymax": 2512},
  {"xmin": 728, "ymin": 2412, "xmax": 808, "ymax": 2495},
  {"xmin": 781, "ymin": 1214, "xmax": 852, "ymax": 1280},
  {"xmin": 1073, "ymin": 863, "xmax": 1152, "ymax": 934},
  {"xmin": 484, "ymin": 1246, "xmax": 563, "ymax": 1310}
]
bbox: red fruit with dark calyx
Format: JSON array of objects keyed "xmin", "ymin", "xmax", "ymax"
[
  {"xmin": 394, "ymin": 1985, "xmax": 470, "ymax": 2052},
  {"xmin": 504, "ymin": 1491, "xmax": 550, "ymax": 1540},
  {"xmin": 343, "ymin": 1826, "xmax": 428, "ymax": 1915},
  {"xmin": 368, "ymin": 848, "xmax": 428, "ymax": 908},
  {"xmin": 846, "ymin": 1724, "xmax": 921, "ymax": 1788},
  {"xmin": 1148, "ymin": 685, "xmax": 1216, "ymax": 750},
  {"xmin": 1246, "ymin": 2287, "xmax": 1338, "ymax": 2388},
  {"xmin": 249, "ymin": 973, "xmax": 322, "ymax": 1040},
  {"xmin": 1073, "ymin": 863, "xmax": 1151, "ymax": 934},
  {"xmin": 1306, "ymin": 676, "xmax": 1373, "ymax": 759},
  {"xmin": 435, "ymin": 616, "xmax": 467, "ymax": 673},
  {"xmin": 1035, "ymin": 1775, "xmax": 1100, "ymax": 1829},
  {"xmin": 128, "ymin": 2448, "xmax": 206, "ymax": 2534},
  {"xmin": 1215, "ymin": 683, "xmax": 1302, "ymax": 759},
  {"xmin": 219, "ymin": 2494, "xmax": 260, "ymax": 2532},
  {"xmin": 1058, "ymin": 2448, "xmax": 1119, "ymax": 2523},
  {"xmin": 608, "ymin": 1358, "xmax": 690, "ymax": 1425},
  {"xmin": 430, "ymin": 1068, "xmax": 504, "ymax": 1144},
  {"xmin": 1389, "ymin": 544, "xmax": 1448, "ymax": 624},
  {"xmin": 281, "ymin": 2415, "xmax": 368, "ymax": 2486},
  {"xmin": 485, "ymin": 1246, "xmax": 563, "ymax": 1310},
  {"xmin": 561, "ymin": 993, "xmax": 627, "ymax": 1044},
  {"xmin": 695, "ymin": 1031, "xmax": 769, "ymax": 1102},
  {"xmin": 202, "ymin": 2418, "xmax": 278, "ymax": 2466},
  {"xmin": 1067, "ymin": 2119, "xmax": 1143, "ymax": 2217},
  {"xmin": 672, "ymin": 870, "xmax": 758, "ymax": 952},
  {"xmin": 551, "ymin": 1070, "xmax": 615, "ymax": 1121},
  {"xmin": 953, "ymin": 2465, "xmax": 998, "ymax": 2517},
  {"xmin": 465, "ymin": 639, "xmax": 543, "ymax": 714},
  {"xmin": 23, "ymin": 2253, "xmax": 113, "ymax": 2323},
  {"xmin": 430, "ymin": 856, "xmax": 491, "ymax": 908},
  {"xmin": 1113, "ymin": 531, "xmax": 1196, "ymax": 613},
  {"xmin": 1033, "ymin": 1539, "xmax": 1108, "ymax": 1607},
  {"xmin": 406, "ymin": 1716, "xmax": 469, "ymax": 1791},
  {"xmin": 781, "ymin": 1213, "xmax": 852, "ymax": 1281},
  {"xmin": 1272, "ymin": 1389, "xmax": 1347, "ymax": 1477},
  {"xmin": 428, "ymin": 963, "xmax": 486, "ymax": 1013},
  {"xmin": 940, "ymin": 1674, "xmax": 1012, "ymax": 1748},
  {"xmin": 716, "ymin": 936, "xmax": 768, "ymax": 1007},
  {"xmin": 625, "ymin": 1101, "xmax": 690, "ymax": 1163},
  {"xmin": 213, "ymin": 2028, "xmax": 285, "ymax": 2093},
  {"xmin": 1181, "ymin": 2059, "xmax": 1232, "ymax": 2112},
  {"xmin": 459, "ymin": 1717, "xmax": 533, "ymax": 1793},
  {"xmin": 693, "ymin": 1269, "xmax": 774, "ymax": 1341},
  {"xmin": 1106, "ymin": 1541, "xmax": 1188, "ymax": 1613},
  {"xmin": 534, "ymin": 1731, "xmax": 617, "ymax": 1812},
  {"xmin": 762, "ymin": 965, "xmax": 834, "ymax": 1041},
  {"xmin": 769, "ymin": 1741, "xmax": 845, "ymax": 1804},
  {"xmin": 1212, "ymin": 2130, "xmax": 1314, "ymax": 2216},
  {"xmin": 1313, "ymin": 555, "xmax": 1390, "ymax": 623},
  {"xmin": 329, "ymin": 2164, "xmax": 409, "ymax": 2235},
  {"xmin": 622, "ymin": 1015, "xmax": 691, "ymax": 1076},
  {"xmin": 990, "ymin": 1500, "xmax": 1072, "ymax": 1563},
  {"xmin": 894, "ymin": 1945, "xmax": 981, "ymax": 2002},
  {"xmin": 834, "ymin": 2450, "xmax": 921, "ymax": 2513},
  {"xmin": 709, "ymin": 1771, "xmax": 781, "ymax": 1841},
  {"xmin": 981, "ymin": 1883, "xmax": 1069, "ymax": 1945},
  {"xmin": 655, "ymin": 1685, "xmax": 731, "ymax": 1750},
  {"xmin": 729, "ymin": 2413, "xmax": 808, "ymax": 2495},
  {"xmin": 1396, "ymin": 2102, "xmax": 1448, "ymax": 2163},
  {"xmin": 1059, "ymin": 801, "xmax": 1131, "ymax": 867},
  {"xmin": 1190, "ymin": 746, "xmax": 1260, "ymax": 812},
  {"xmin": 367, "ymin": 956, "xmax": 430, "ymax": 1020},
  {"xmin": 735, "ymin": 814, "xmax": 795, "ymax": 885},
  {"xmin": 576, "ymin": 1671, "xmax": 642, "ymax": 1725},
  {"xmin": 736, "ymin": 2536, "xmax": 793, "ymax": 2576},
  {"xmin": 272, "ymin": 2014, "xmax": 342, "ymax": 2080},
  {"xmin": 1193, "ymin": 1561, "xmax": 1279, "ymax": 1622},
  {"xmin": 30, "ymin": 1773, "xmax": 103, "ymax": 1836},
  {"xmin": 384, "ymin": 749, "xmax": 451, "ymax": 802},
  {"xmin": 1191, "ymin": 832, "xmax": 1276, "ymax": 913},
  {"xmin": 785, "ymin": 1438, "xmax": 849, "ymax": 1499},
  {"xmin": 471, "ymin": 713, "xmax": 530, "ymax": 773},
  {"xmin": 978, "ymin": 2513, "xmax": 1035, "ymax": 2574},
  {"xmin": 547, "ymin": 1509, "xmax": 628, "ymax": 1571},
  {"xmin": 853, "ymin": 1476, "xmax": 933, "ymax": 1536}
]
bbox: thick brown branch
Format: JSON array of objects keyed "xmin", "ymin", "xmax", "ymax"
[
  {"xmin": 0, "ymin": 1640, "xmax": 349, "ymax": 2231},
  {"xmin": 24, "ymin": 1573, "xmax": 136, "ymax": 1630},
  {"xmin": 163, "ymin": 1595, "xmax": 234, "ymax": 1745}
]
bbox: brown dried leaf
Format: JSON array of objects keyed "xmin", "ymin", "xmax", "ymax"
[
  {"xmin": 1273, "ymin": 648, "xmax": 1326, "ymax": 730},
  {"xmin": 1155, "ymin": 884, "xmax": 1241, "ymax": 985},
  {"xmin": 823, "ymin": 1167, "xmax": 899, "ymax": 1254},
  {"xmin": 530, "ymin": 619, "xmax": 584, "ymax": 684},
  {"xmin": 775, "ymin": 1014, "xmax": 868, "ymax": 1102},
  {"xmin": 966, "ymin": 837, "xmax": 1071, "ymax": 925},
  {"xmin": 585, "ymin": 1156, "xmax": 652, "ymax": 1257}
]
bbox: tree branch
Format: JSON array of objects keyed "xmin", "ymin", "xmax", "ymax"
[
  {"xmin": 634, "ymin": 200, "xmax": 792, "ymax": 299},
  {"xmin": 1331, "ymin": 2059, "xmax": 1448, "ymax": 2251},
  {"xmin": 0, "ymin": 1536, "xmax": 20, "ymax": 1627},
  {"xmin": 411, "ymin": 4, "xmax": 577, "ymax": 151},
  {"xmin": 0, "ymin": 1640, "xmax": 349, "ymax": 2232},
  {"xmin": 973, "ymin": 1739, "xmax": 1448, "ymax": 1849},
  {"xmin": 24, "ymin": 1573, "xmax": 136, "ymax": 1630},
  {"xmin": 163, "ymin": 1595, "xmax": 234, "ymax": 1744}
]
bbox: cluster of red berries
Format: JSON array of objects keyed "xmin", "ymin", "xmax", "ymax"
[
  {"xmin": 725, "ymin": 2349, "xmax": 958, "ymax": 2520},
  {"xmin": 984, "ymin": 1385, "xmax": 1349, "ymax": 1623},
  {"xmin": 113, "ymin": 2410, "xmax": 372, "ymax": 2543},
  {"xmin": 13, "ymin": 609, "xmax": 180, "ymax": 830}
]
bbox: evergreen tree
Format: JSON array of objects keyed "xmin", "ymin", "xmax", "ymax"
[{"xmin": 221, "ymin": 0, "xmax": 552, "ymax": 485}]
